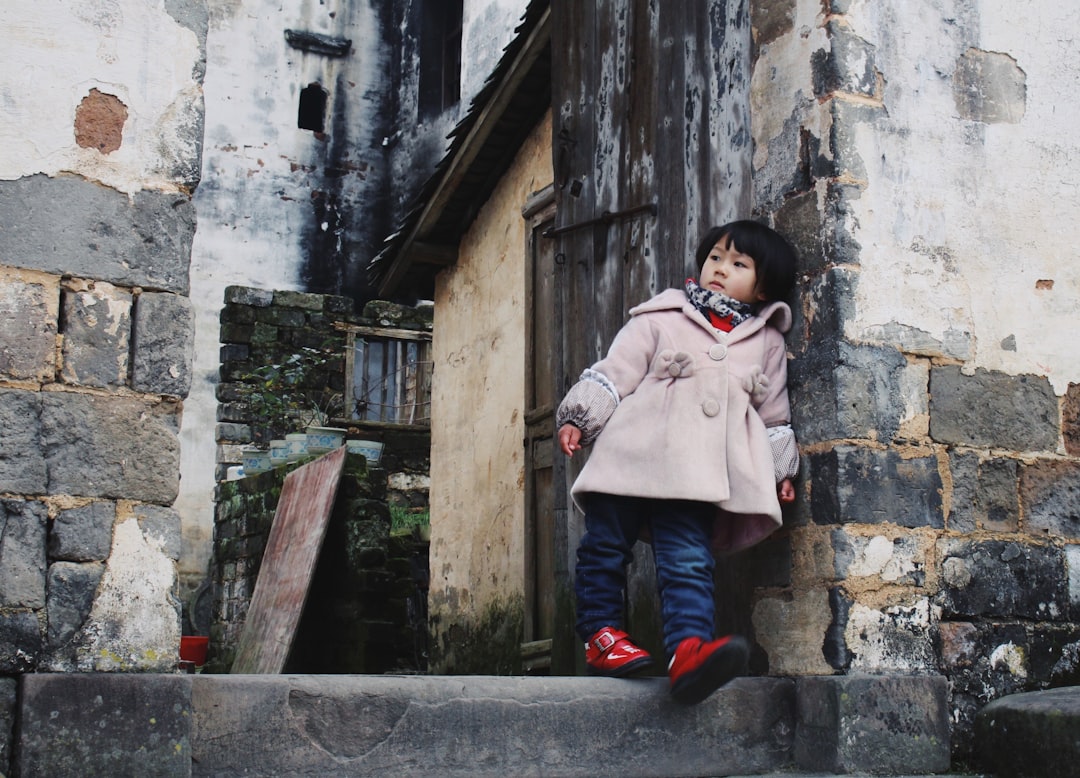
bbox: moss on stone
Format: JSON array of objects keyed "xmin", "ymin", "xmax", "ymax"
[{"xmin": 429, "ymin": 595, "xmax": 524, "ymax": 675}]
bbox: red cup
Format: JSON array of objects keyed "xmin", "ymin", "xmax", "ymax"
[{"xmin": 179, "ymin": 636, "xmax": 209, "ymax": 666}]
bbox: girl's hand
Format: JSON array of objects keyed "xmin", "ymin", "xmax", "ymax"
[
  {"xmin": 777, "ymin": 478, "xmax": 795, "ymax": 504},
  {"xmin": 558, "ymin": 424, "xmax": 582, "ymax": 457}
]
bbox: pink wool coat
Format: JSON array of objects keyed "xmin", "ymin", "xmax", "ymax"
[{"xmin": 561, "ymin": 288, "xmax": 795, "ymax": 553}]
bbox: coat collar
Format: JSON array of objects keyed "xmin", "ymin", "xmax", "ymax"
[{"xmin": 629, "ymin": 288, "xmax": 792, "ymax": 342}]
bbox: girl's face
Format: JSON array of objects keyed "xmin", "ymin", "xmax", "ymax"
[{"xmin": 699, "ymin": 236, "xmax": 763, "ymax": 304}]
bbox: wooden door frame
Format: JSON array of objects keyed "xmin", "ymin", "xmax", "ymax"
[{"xmin": 522, "ymin": 184, "xmax": 560, "ymax": 672}]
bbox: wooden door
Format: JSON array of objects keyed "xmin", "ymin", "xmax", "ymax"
[
  {"xmin": 549, "ymin": 0, "xmax": 754, "ymax": 660},
  {"xmin": 522, "ymin": 187, "xmax": 561, "ymax": 673}
]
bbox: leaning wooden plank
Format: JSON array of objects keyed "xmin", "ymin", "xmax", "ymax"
[{"xmin": 231, "ymin": 447, "xmax": 347, "ymax": 674}]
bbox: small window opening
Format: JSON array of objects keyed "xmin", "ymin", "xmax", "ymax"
[
  {"xmin": 418, "ymin": 0, "xmax": 463, "ymax": 119},
  {"xmin": 345, "ymin": 327, "xmax": 433, "ymax": 425},
  {"xmin": 298, "ymin": 83, "xmax": 328, "ymax": 133}
]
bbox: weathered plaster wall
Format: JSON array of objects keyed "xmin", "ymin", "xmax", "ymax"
[
  {"xmin": 748, "ymin": 0, "xmax": 1080, "ymax": 764},
  {"xmin": 1, "ymin": 2, "xmax": 204, "ymax": 193},
  {"xmin": 844, "ymin": 2, "xmax": 1080, "ymax": 393},
  {"xmin": 427, "ymin": 109, "xmax": 552, "ymax": 672},
  {"xmin": 461, "ymin": 0, "xmax": 530, "ymax": 96},
  {"xmin": 178, "ymin": 0, "xmax": 391, "ymax": 583},
  {"xmin": 181, "ymin": 0, "xmax": 528, "ymax": 588},
  {"xmin": 387, "ymin": 0, "xmax": 528, "ymax": 220},
  {"xmin": 0, "ymin": 1, "xmax": 207, "ymax": 679}
]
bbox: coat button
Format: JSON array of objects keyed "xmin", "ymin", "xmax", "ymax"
[
  {"xmin": 709, "ymin": 343, "xmax": 727, "ymax": 360},
  {"xmin": 668, "ymin": 362, "xmax": 682, "ymax": 377},
  {"xmin": 702, "ymin": 398, "xmax": 720, "ymax": 417}
]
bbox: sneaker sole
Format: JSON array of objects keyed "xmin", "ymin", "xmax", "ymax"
[
  {"xmin": 669, "ymin": 636, "xmax": 749, "ymax": 705},
  {"xmin": 586, "ymin": 655, "xmax": 654, "ymax": 678}
]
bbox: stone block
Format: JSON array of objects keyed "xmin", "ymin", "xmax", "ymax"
[
  {"xmin": 256, "ymin": 306, "xmax": 307, "ymax": 327},
  {"xmin": 44, "ymin": 561, "xmax": 105, "ymax": 650},
  {"xmin": 189, "ymin": 674, "xmax": 795, "ymax": 777},
  {"xmin": 40, "ymin": 392, "xmax": 180, "ymax": 503},
  {"xmin": 825, "ymin": 100, "xmax": 887, "ymax": 184},
  {"xmin": 18, "ymin": 674, "xmax": 192, "ymax": 778},
  {"xmin": 953, "ymin": 48, "xmax": 1027, "ymax": 124},
  {"xmin": 219, "ymin": 322, "xmax": 254, "ymax": 344},
  {"xmin": 221, "ymin": 302, "xmax": 256, "ymax": 327},
  {"xmin": 1029, "ymin": 623, "xmax": 1080, "ymax": 688},
  {"xmin": 1064, "ymin": 383, "xmax": 1080, "ymax": 456},
  {"xmin": 219, "ymin": 342, "xmax": 249, "ymax": 362},
  {"xmin": 791, "ymin": 317, "xmax": 909, "ymax": 445},
  {"xmin": 0, "ymin": 677, "xmax": 15, "ymax": 777},
  {"xmin": 273, "ymin": 290, "xmax": 325, "ymax": 310},
  {"xmin": 131, "ymin": 291, "xmax": 194, "ymax": 397},
  {"xmin": 48, "ymin": 501, "xmax": 115, "ymax": 561},
  {"xmin": 840, "ymin": 597, "xmax": 939, "ymax": 673},
  {"xmin": 930, "ymin": 365, "xmax": 1059, "ymax": 451},
  {"xmin": 0, "ymin": 499, "xmax": 47, "ymax": 608},
  {"xmin": 0, "ymin": 389, "xmax": 47, "ymax": 494},
  {"xmin": 752, "ymin": 588, "xmax": 835, "ymax": 676},
  {"xmin": 215, "ymin": 422, "xmax": 251, "ymax": 442},
  {"xmin": 774, "ymin": 189, "xmax": 825, "ymax": 278},
  {"xmin": 224, "ymin": 285, "xmax": 273, "ymax": 307},
  {"xmin": 133, "ymin": 504, "xmax": 182, "ymax": 561},
  {"xmin": 975, "ymin": 687, "xmax": 1080, "ymax": 778},
  {"xmin": 810, "ymin": 444, "xmax": 944, "ymax": 527},
  {"xmin": 1068, "ymin": 545, "xmax": 1080, "ymax": 620},
  {"xmin": 832, "ymin": 528, "xmax": 927, "ymax": 585},
  {"xmin": 59, "ymin": 282, "xmax": 131, "ymax": 388},
  {"xmin": 793, "ymin": 675, "xmax": 951, "ymax": 775},
  {"xmin": 0, "ymin": 175, "xmax": 193, "ymax": 294},
  {"xmin": 0, "ymin": 611, "xmax": 42, "ymax": 673},
  {"xmin": 0, "ymin": 270, "xmax": 59, "ymax": 382},
  {"xmin": 948, "ymin": 450, "xmax": 1019, "ymax": 533},
  {"xmin": 938, "ymin": 538, "xmax": 1067, "ymax": 620},
  {"xmin": 1021, "ymin": 459, "xmax": 1080, "ymax": 539},
  {"xmin": 361, "ymin": 299, "xmax": 433, "ymax": 328}
]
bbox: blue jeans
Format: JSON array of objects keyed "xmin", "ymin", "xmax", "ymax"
[{"xmin": 574, "ymin": 494, "xmax": 716, "ymax": 656}]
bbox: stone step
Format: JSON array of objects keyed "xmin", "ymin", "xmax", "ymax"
[
  {"xmin": 17, "ymin": 672, "xmax": 953, "ymax": 777},
  {"xmin": 975, "ymin": 686, "xmax": 1080, "ymax": 777}
]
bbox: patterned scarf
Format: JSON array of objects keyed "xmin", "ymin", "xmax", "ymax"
[{"xmin": 684, "ymin": 277, "xmax": 755, "ymax": 330}]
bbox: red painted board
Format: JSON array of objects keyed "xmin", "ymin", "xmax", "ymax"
[{"xmin": 230, "ymin": 447, "xmax": 346, "ymax": 674}]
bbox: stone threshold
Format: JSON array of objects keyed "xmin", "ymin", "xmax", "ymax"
[{"xmin": 17, "ymin": 672, "xmax": 951, "ymax": 777}]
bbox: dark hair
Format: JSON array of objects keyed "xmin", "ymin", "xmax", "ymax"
[{"xmin": 695, "ymin": 220, "xmax": 798, "ymax": 302}]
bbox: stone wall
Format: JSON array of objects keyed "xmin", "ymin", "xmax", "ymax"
[
  {"xmin": 208, "ymin": 287, "xmax": 432, "ymax": 672},
  {"xmin": 0, "ymin": 262, "xmax": 194, "ymax": 677},
  {"xmin": 210, "ymin": 452, "xmax": 429, "ymax": 674},
  {"xmin": 748, "ymin": 0, "xmax": 1080, "ymax": 765},
  {"xmin": 0, "ymin": 2, "xmax": 206, "ymax": 705}
]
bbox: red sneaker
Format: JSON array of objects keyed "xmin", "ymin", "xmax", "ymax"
[
  {"xmin": 584, "ymin": 627, "xmax": 653, "ymax": 677},
  {"xmin": 668, "ymin": 635, "xmax": 749, "ymax": 704}
]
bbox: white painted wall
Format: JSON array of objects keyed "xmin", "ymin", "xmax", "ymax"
[
  {"xmin": 0, "ymin": 2, "xmax": 201, "ymax": 192},
  {"xmin": 844, "ymin": 0, "xmax": 1080, "ymax": 396},
  {"xmin": 753, "ymin": 0, "xmax": 1080, "ymax": 398},
  {"xmin": 461, "ymin": 0, "xmax": 530, "ymax": 96}
]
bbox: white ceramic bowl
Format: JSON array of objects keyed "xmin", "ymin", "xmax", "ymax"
[
  {"xmin": 306, "ymin": 426, "xmax": 346, "ymax": 454},
  {"xmin": 346, "ymin": 439, "xmax": 383, "ymax": 463}
]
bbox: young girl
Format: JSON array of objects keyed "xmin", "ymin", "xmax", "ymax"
[{"xmin": 556, "ymin": 220, "xmax": 799, "ymax": 705}]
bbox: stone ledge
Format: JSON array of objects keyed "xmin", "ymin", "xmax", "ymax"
[
  {"xmin": 16, "ymin": 672, "xmax": 955, "ymax": 777},
  {"xmin": 975, "ymin": 686, "xmax": 1080, "ymax": 777}
]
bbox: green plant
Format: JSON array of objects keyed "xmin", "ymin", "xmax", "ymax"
[
  {"xmin": 390, "ymin": 506, "xmax": 430, "ymax": 532},
  {"xmin": 240, "ymin": 345, "xmax": 344, "ymax": 444}
]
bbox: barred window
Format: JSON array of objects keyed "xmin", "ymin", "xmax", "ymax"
[{"xmin": 344, "ymin": 326, "xmax": 432, "ymax": 425}]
